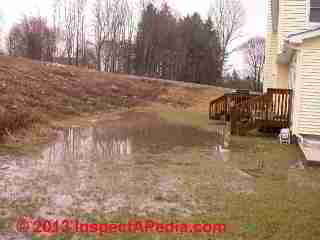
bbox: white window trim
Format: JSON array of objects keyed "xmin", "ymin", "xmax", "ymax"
[{"xmin": 307, "ymin": 0, "xmax": 320, "ymax": 27}]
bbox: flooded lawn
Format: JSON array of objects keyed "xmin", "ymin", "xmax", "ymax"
[{"xmin": 1, "ymin": 111, "xmax": 320, "ymax": 239}]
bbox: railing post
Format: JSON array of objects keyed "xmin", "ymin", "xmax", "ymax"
[
  {"xmin": 288, "ymin": 89, "xmax": 293, "ymax": 127},
  {"xmin": 224, "ymin": 96, "xmax": 228, "ymax": 121},
  {"xmin": 230, "ymin": 106, "xmax": 235, "ymax": 135}
]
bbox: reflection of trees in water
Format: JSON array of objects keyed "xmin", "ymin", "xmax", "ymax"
[
  {"xmin": 97, "ymin": 123, "xmax": 226, "ymax": 154},
  {"xmin": 92, "ymin": 128, "xmax": 131, "ymax": 160},
  {"xmin": 42, "ymin": 123, "xmax": 226, "ymax": 169},
  {"xmin": 44, "ymin": 127, "xmax": 133, "ymax": 164},
  {"xmin": 211, "ymin": 127, "xmax": 230, "ymax": 161},
  {"xmin": 39, "ymin": 127, "xmax": 133, "ymax": 196},
  {"xmin": 40, "ymin": 124, "xmax": 226, "ymax": 185}
]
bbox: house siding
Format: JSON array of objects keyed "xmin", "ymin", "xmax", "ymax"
[
  {"xmin": 291, "ymin": 52, "xmax": 301, "ymax": 135},
  {"xmin": 264, "ymin": 0, "xmax": 278, "ymax": 92},
  {"xmin": 265, "ymin": 0, "xmax": 320, "ymax": 136},
  {"xmin": 277, "ymin": 63, "xmax": 289, "ymax": 88},
  {"xmin": 264, "ymin": 33, "xmax": 278, "ymax": 92},
  {"xmin": 278, "ymin": 0, "xmax": 308, "ymax": 53},
  {"xmin": 298, "ymin": 48, "xmax": 320, "ymax": 135},
  {"xmin": 267, "ymin": 0, "xmax": 273, "ymax": 32},
  {"xmin": 264, "ymin": 0, "xmax": 308, "ymax": 92}
]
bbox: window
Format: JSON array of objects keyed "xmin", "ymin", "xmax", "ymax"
[{"xmin": 310, "ymin": 0, "xmax": 320, "ymax": 23}]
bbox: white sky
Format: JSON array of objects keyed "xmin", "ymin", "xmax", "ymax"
[{"xmin": 0, "ymin": 0, "xmax": 267, "ymax": 72}]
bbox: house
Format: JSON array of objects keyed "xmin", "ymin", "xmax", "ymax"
[
  {"xmin": 264, "ymin": 0, "xmax": 320, "ymax": 162},
  {"xmin": 209, "ymin": 0, "xmax": 320, "ymax": 162}
]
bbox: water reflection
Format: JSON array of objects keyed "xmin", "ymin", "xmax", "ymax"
[
  {"xmin": 1, "ymin": 113, "xmax": 229, "ymax": 218},
  {"xmin": 213, "ymin": 126, "xmax": 230, "ymax": 162},
  {"xmin": 42, "ymin": 128, "xmax": 132, "ymax": 164}
]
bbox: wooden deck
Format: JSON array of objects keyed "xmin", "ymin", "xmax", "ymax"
[
  {"xmin": 209, "ymin": 91, "xmax": 261, "ymax": 121},
  {"xmin": 209, "ymin": 89, "xmax": 293, "ymax": 135}
]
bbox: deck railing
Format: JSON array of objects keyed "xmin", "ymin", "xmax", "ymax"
[
  {"xmin": 209, "ymin": 95, "xmax": 226, "ymax": 120},
  {"xmin": 230, "ymin": 88, "xmax": 293, "ymax": 135},
  {"xmin": 267, "ymin": 88, "xmax": 293, "ymax": 124},
  {"xmin": 209, "ymin": 92, "xmax": 261, "ymax": 121}
]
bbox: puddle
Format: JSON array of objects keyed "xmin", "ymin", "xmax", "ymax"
[
  {"xmin": 1, "ymin": 112, "xmax": 320, "ymax": 239},
  {"xmin": 0, "ymin": 112, "xmax": 256, "ymax": 223}
]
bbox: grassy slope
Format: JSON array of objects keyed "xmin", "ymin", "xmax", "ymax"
[{"xmin": 0, "ymin": 56, "xmax": 225, "ymax": 152}]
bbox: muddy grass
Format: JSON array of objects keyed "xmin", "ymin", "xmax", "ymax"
[
  {"xmin": 0, "ymin": 57, "xmax": 319, "ymax": 240},
  {"xmin": 0, "ymin": 56, "xmax": 225, "ymax": 146},
  {"xmin": 0, "ymin": 108, "xmax": 320, "ymax": 240}
]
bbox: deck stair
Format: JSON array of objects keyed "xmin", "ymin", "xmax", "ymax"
[
  {"xmin": 209, "ymin": 90, "xmax": 261, "ymax": 121},
  {"xmin": 209, "ymin": 89, "xmax": 293, "ymax": 135}
]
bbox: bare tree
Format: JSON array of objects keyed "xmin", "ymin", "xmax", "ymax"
[
  {"xmin": 240, "ymin": 36, "xmax": 265, "ymax": 91},
  {"xmin": 92, "ymin": 0, "xmax": 136, "ymax": 72},
  {"xmin": 209, "ymin": 0, "xmax": 245, "ymax": 76},
  {"xmin": 7, "ymin": 16, "xmax": 56, "ymax": 61},
  {"xmin": 92, "ymin": 0, "xmax": 112, "ymax": 71},
  {"xmin": 74, "ymin": 0, "xmax": 87, "ymax": 66},
  {"xmin": 63, "ymin": 0, "xmax": 77, "ymax": 64},
  {"xmin": 52, "ymin": 0, "xmax": 88, "ymax": 65}
]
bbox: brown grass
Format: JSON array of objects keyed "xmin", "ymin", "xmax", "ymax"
[{"xmin": 0, "ymin": 56, "xmax": 226, "ymax": 143}]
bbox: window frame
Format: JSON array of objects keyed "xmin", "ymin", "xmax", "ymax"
[{"xmin": 307, "ymin": 0, "xmax": 320, "ymax": 26}]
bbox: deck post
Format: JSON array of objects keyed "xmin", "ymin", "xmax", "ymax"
[
  {"xmin": 209, "ymin": 89, "xmax": 293, "ymax": 135},
  {"xmin": 224, "ymin": 96, "xmax": 228, "ymax": 121},
  {"xmin": 287, "ymin": 89, "xmax": 293, "ymax": 127}
]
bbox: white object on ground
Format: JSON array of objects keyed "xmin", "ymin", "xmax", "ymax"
[{"xmin": 279, "ymin": 128, "xmax": 291, "ymax": 144}]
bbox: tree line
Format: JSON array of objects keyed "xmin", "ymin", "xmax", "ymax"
[
  {"xmin": 135, "ymin": 4, "xmax": 223, "ymax": 84},
  {"xmin": 4, "ymin": 0, "xmax": 252, "ymax": 86}
]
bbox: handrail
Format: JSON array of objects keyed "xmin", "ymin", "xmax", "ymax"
[
  {"xmin": 209, "ymin": 95, "xmax": 225, "ymax": 105},
  {"xmin": 230, "ymin": 94, "xmax": 272, "ymax": 135},
  {"xmin": 209, "ymin": 93, "xmax": 261, "ymax": 120},
  {"xmin": 230, "ymin": 89, "xmax": 293, "ymax": 135},
  {"xmin": 209, "ymin": 95, "xmax": 226, "ymax": 120}
]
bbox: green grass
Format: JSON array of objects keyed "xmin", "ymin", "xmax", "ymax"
[{"xmin": 157, "ymin": 110, "xmax": 211, "ymax": 131}]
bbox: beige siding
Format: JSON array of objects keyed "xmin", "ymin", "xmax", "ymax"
[
  {"xmin": 264, "ymin": 0, "xmax": 278, "ymax": 92},
  {"xmin": 277, "ymin": 63, "xmax": 289, "ymax": 88},
  {"xmin": 278, "ymin": 0, "xmax": 308, "ymax": 53},
  {"xmin": 290, "ymin": 52, "xmax": 301, "ymax": 135},
  {"xmin": 265, "ymin": 0, "xmax": 320, "ymax": 136},
  {"xmin": 264, "ymin": 33, "xmax": 278, "ymax": 92},
  {"xmin": 297, "ymin": 49, "xmax": 320, "ymax": 135},
  {"xmin": 303, "ymin": 37, "xmax": 320, "ymax": 48},
  {"xmin": 267, "ymin": 0, "xmax": 273, "ymax": 32}
]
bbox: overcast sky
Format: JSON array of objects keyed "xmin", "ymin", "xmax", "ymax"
[{"xmin": 0, "ymin": 0, "xmax": 267, "ymax": 72}]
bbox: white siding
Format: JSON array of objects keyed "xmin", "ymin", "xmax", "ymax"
[
  {"xmin": 278, "ymin": 0, "xmax": 308, "ymax": 53},
  {"xmin": 298, "ymin": 49, "xmax": 320, "ymax": 135}
]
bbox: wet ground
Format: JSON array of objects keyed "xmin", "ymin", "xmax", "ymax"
[{"xmin": 1, "ymin": 111, "xmax": 320, "ymax": 239}]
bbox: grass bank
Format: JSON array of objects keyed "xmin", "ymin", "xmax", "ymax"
[{"xmin": 0, "ymin": 56, "xmax": 225, "ymax": 155}]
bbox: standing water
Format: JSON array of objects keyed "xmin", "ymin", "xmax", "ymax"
[{"xmin": 1, "ymin": 111, "xmax": 318, "ymax": 239}]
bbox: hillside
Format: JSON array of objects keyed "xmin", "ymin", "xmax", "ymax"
[{"xmin": 0, "ymin": 56, "xmax": 227, "ymax": 142}]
